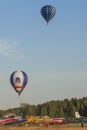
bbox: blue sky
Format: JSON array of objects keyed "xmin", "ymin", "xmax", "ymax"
[{"xmin": 0, "ymin": 0, "xmax": 87, "ymax": 109}]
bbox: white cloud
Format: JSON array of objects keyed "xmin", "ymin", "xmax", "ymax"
[{"xmin": 0, "ymin": 38, "xmax": 27, "ymax": 59}]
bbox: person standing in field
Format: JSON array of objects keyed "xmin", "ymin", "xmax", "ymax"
[
  {"xmin": 81, "ymin": 120, "xmax": 84, "ymax": 128},
  {"xmin": 45, "ymin": 122, "xmax": 49, "ymax": 127}
]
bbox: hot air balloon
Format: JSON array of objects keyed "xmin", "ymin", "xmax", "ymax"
[
  {"xmin": 10, "ymin": 70, "xmax": 28, "ymax": 96},
  {"xmin": 41, "ymin": 5, "xmax": 56, "ymax": 24}
]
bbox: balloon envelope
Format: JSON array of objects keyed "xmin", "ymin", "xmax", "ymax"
[
  {"xmin": 41, "ymin": 5, "xmax": 56, "ymax": 24},
  {"xmin": 10, "ymin": 70, "xmax": 28, "ymax": 96}
]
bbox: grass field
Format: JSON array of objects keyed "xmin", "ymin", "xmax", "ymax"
[{"xmin": 0, "ymin": 123, "xmax": 87, "ymax": 130}]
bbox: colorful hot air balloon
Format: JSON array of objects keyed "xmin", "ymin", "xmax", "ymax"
[
  {"xmin": 10, "ymin": 70, "xmax": 28, "ymax": 96},
  {"xmin": 41, "ymin": 5, "xmax": 56, "ymax": 24}
]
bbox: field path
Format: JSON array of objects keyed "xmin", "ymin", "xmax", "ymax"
[{"xmin": 0, "ymin": 124, "xmax": 87, "ymax": 130}]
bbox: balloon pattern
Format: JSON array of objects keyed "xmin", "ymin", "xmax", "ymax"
[
  {"xmin": 41, "ymin": 5, "xmax": 56, "ymax": 24},
  {"xmin": 10, "ymin": 70, "xmax": 28, "ymax": 96}
]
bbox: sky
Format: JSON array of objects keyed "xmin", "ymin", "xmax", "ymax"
[{"xmin": 0, "ymin": 0, "xmax": 87, "ymax": 109}]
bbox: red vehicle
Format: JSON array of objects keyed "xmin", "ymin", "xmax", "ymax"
[
  {"xmin": 0, "ymin": 113, "xmax": 25, "ymax": 125},
  {"xmin": 0, "ymin": 118, "xmax": 18, "ymax": 125},
  {"xmin": 51, "ymin": 118, "xmax": 65, "ymax": 125}
]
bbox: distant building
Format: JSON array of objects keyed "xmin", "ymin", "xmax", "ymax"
[{"xmin": 20, "ymin": 102, "xmax": 30, "ymax": 108}]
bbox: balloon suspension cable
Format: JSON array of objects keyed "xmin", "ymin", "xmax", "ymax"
[
  {"xmin": 18, "ymin": 92, "xmax": 21, "ymax": 98},
  {"xmin": 18, "ymin": 94, "xmax": 20, "ymax": 98}
]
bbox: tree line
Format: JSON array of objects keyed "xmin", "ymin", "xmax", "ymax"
[{"xmin": 0, "ymin": 97, "xmax": 87, "ymax": 119}]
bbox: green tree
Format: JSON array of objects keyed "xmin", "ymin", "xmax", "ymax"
[{"xmin": 67, "ymin": 101, "xmax": 76, "ymax": 117}]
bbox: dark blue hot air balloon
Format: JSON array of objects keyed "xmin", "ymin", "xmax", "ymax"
[
  {"xmin": 41, "ymin": 5, "xmax": 56, "ymax": 24},
  {"xmin": 10, "ymin": 70, "xmax": 28, "ymax": 96}
]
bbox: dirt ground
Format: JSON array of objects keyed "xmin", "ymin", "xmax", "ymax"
[{"xmin": 0, "ymin": 123, "xmax": 87, "ymax": 130}]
